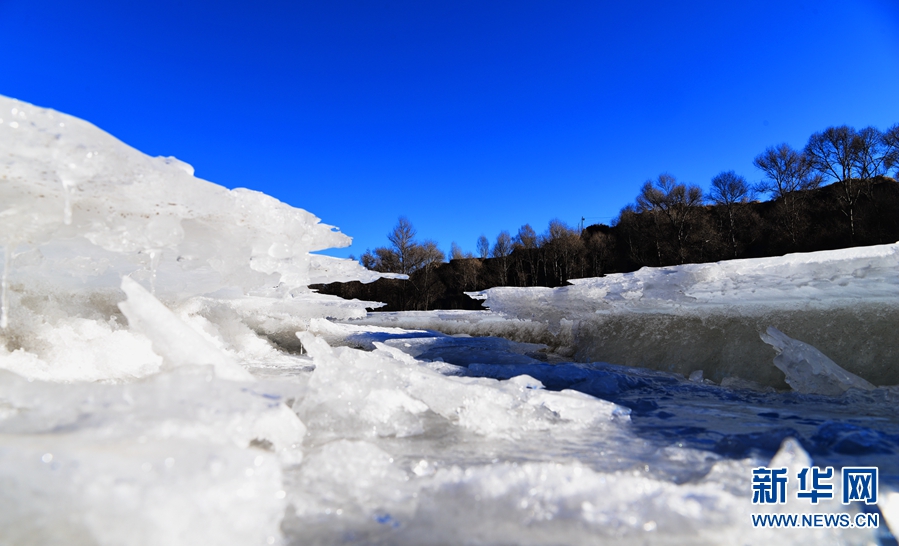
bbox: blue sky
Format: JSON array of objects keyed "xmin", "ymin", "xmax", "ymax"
[{"xmin": 2, "ymin": 0, "xmax": 898, "ymax": 259}]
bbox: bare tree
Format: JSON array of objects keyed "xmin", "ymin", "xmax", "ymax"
[
  {"xmin": 513, "ymin": 224, "xmax": 539, "ymax": 286},
  {"xmin": 881, "ymin": 124, "xmax": 899, "ymax": 177},
  {"xmin": 361, "ymin": 217, "xmax": 446, "ymax": 310},
  {"xmin": 409, "ymin": 239, "xmax": 445, "ymax": 310},
  {"xmin": 753, "ymin": 144, "xmax": 819, "ymax": 245},
  {"xmin": 386, "ymin": 217, "xmax": 418, "ymax": 275},
  {"xmin": 805, "ymin": 126, "xmax": 863, "ymax": 239},
  {"xmin": 450, "ymin": 241, "xmax": 465, "ymax": 261},
  {"xmin": 515, "ymin": 224, "xmax": 538, "ymax": 249},
  {"xmin": 491, "ymin": 230, "xmax": 513, "ymax": 286},
  {"xmin": 360, "ymin": 249, "xmax": 377, "ymax": 270},
  {"xmin": 584, "ymin": 229, "xmax": 612, "ymax": 276},
  {"xmin": 492, "ymin": 231, "xmax": 513, "ymax": 257},
  {"xmin": 476, "ymin": 235, "xmax": 490, "ymax": 259},
  {"xmin": 636, "ymin": 173, "xmax": 703, "ymax": 264},
  {"xmin": 613, "ymin": 204, "xmax": 654, "ymax": 267},
  {"xmin": 805, "ymin": 126, "xmax": 858, "ymax": 182},
  {"xmin": 360, "ymin": 247, "xmax": 401, "ymax": 273},
  {"xmin": 410, "ymin": 240, "xmax": 444, "ymax": 270},
  {"xmin": 853, "ymin": 127, "xmax": 888, "ymax": 182},
  {"xmin": 453, "ymin": 253, "xmax": 481, "ymax": 291},
  {"xmin": 542, "ymin": 219, "xmax": 584, "ymax": 283},
  {"xmin": 707, "ymin": 171, "xmax": 753, "ymax": 257}
]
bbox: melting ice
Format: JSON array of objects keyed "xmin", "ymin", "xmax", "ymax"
[{"xmin": 1, "ymin": 95, "xmax": 898, "ymax": 545}]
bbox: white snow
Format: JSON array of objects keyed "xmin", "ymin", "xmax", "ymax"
[{"xmin": 470, "ymin": 246, "xmax": 899, "ymax": 387}]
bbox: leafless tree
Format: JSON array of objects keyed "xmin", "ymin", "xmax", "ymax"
[
  {"xmin": 491, "ymin": 230, "xmax": 513, "ymax": 286},
  {"xmin": 476, "ymin": 235, "xmax": 490, "ymax": 259},
  {"xmin": 386, "ymin": 216, "xmax": 418, "ymax": 275},
  {"xmin": 805, "ymin": 126, "xmax": 857, "ymax": 182},
  {"xmin": 753, "ymin": 144, "xmax": 819, "ymax": 245},
  {"xmin": 805, "ymin": 126, "xmax": 863, "ymax": 239},
  {"xmin": 515, "ymin": 224, "xmax": 538, "ymax": 249},
  {"xmin": 613, "ymin": 204, "xmax": 653, "ymax": 266},
  {"xmin": 361, "ymin": 218, "xmax": 447, "ymax": 309},
  {"xmin": 450, "ymin": 241, "xmax": 465, "ymax": 261},
  {"xmin": 636, "ymin": 173, "xmax": 703, "ymax": 264},
  {"xmin": 360, "ymin": 249, "xmax": 377, "ymax": 270},
  {"xmin": 853, "ymin": 127, "xmax": 888, "ymax": 182},
  {"xmin": 880, "ymin": 124, "xmax": 899, "ymax": 177},
  {"xmin": 513, "ymin": 224, "xmax": 540, "ymax": 286},
  {"xmin": 542, "ymin": 219, "xmax": 584, "ymax": 283},
  {"xmin": 409, "ymin": 239, "xmax": 445, "ymax": 310},
  {"xmin": 707, "ymin": 170, "xmax": 753, "ymax": 257},
  {"xmin": 584, "ymin": 229, "xmax": 612, "ymax": 276},
  {"xmin": 448, "ymin": 243, "xmax": 481, "ymax": 289}
]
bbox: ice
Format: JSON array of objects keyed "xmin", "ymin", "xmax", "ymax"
[
  {"xmin": 0, "ymin": 95, "xmax": 372, "ymax": 544},
  {"xmin": 0, "ymin": 94, "xmax": 380, "ymax": 382},
  {"xmin": 118, "ymin": 276, "xmax": 254, "ymax": 382},
  {"xmin": 0, "ymin": 368, "xmax": 303, "ymax": 545},
  {"xmin": 294, "ymin": 331, "xmax": 622, "ymax": 441},
  {"xmin": 469, "ymin": 245, "xmax": 899, "ymax": 388},
  {"xmin": 884, "ymin": 489, "xmax": 899, "ymax": 538},
  {"xmin": 279, "ymin": 436, "xmax": 877, "ymax": 545},
  {"xmin": 0, "ymin": 245, "xmax": 9, "ymax": 329},
  {"xmin": 760, "ymin": 326, "xmax": 876, "ymax": 396},
  {"xmin": 0, "ymin": 95, "xmax": 375, "ymax": 317},
  {"xmin": 2, "ymin": 94, "xmax": 895, "ymax": 544},
  {"xmin": 353, "ymin": 309, "xmax": 556, "ymax": 346}
]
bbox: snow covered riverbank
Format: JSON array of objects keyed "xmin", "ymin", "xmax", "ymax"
[{"xmin": 356, "ymin": 242, "xmax": 899, "ymax": 390}]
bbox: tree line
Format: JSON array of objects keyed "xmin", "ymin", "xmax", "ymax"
[{"xmin": 314, "ymin": 123, "xmax": 899, "ymax": 311}]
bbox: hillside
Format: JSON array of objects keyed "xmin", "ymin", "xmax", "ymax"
[{"xmin": 314, "ymin": 177, "xmax": 899, "ymax": 311}]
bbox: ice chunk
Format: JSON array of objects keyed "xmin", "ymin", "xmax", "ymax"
[
  {"xmin": 0, "ymin": 95, "xmax": 381, "ymax": 339},
  {"xmin": 0, "ymin": 93, "xmax": 390, "ymax": 386},
  {"xmin": 295, "ymin": 332, "xmax": 624, "ymax": 441},
  {"xmin": 119, "ymin": 276, "xmax": 254, "ymax": 382},
  {"xmin": 760, "ymin": 326, "xmax": 875, "ymax": 395}
]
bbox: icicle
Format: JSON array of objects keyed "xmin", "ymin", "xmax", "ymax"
[
  {"xmin": 148, "ymin": 249, "xmax": 161, "ymax": 295},
  {"xmin": 1, "ymin": 244, "xmax": 10, "ymax": 329}
]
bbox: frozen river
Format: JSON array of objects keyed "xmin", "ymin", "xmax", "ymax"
[{"xmin": 2, "ymin": 94, "xmax": 898, "ymax": 545}]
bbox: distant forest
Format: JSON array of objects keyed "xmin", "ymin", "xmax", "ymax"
[{"xmin": 314, "ymin": 123, "xmax": 899, "ymax": 311}]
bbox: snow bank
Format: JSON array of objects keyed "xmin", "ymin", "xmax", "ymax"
[{"xmin": 473, "ymin": 246, "xmax": 899, "ymax": 388}]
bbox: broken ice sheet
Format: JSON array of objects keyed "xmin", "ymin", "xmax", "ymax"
[{"xmin": 760, "ymin": 326, "xmax": 876, "ymax": 396}]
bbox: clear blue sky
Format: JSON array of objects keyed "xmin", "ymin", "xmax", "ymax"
[{"xmin": 2, "ymin": 0, "xmax": 898, "ymax": 259}]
